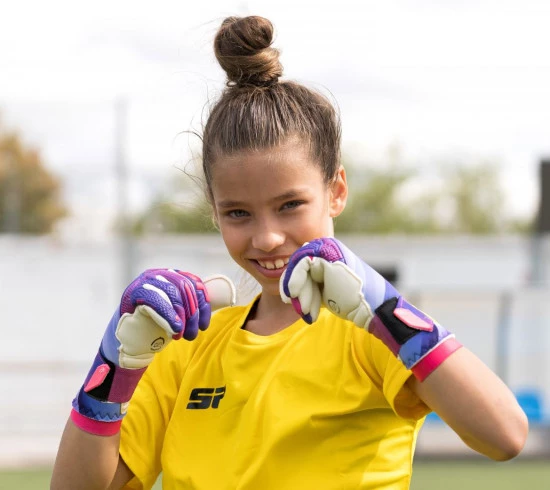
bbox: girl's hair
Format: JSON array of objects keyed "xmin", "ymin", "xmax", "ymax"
[{"xmin": 202, "ymin": 15, "xmax": 342, "ymax": 203}]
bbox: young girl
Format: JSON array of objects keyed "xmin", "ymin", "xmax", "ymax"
[{"xmin": 51, "ymin": 15, "xmax": 528, "ymax": 490}]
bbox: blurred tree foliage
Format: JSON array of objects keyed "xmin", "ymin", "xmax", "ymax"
[
  {"xmin": 131, "ymin": 172, "xmax": 216, "ymax": 235},
  {"xmin": 132, "ymin": 149, "xmax": 533, "ymax": 235},
  {"xmin": 336, "ymin": 157, "xmax": 532, "ymax": 234},
  {"xmin": 0, "ymin": 129, "xmax": 66, "ymax": 234}
]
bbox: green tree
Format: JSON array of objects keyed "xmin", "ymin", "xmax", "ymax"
[
  {"xmin": 0, "ymin": 130, "xmax": 66, "ymax": 234},
  {"xmin": 336, "ymin": 155, "xmax": 532, "ymax": 235},
  {"xmin": 440, "ymin": 162, "xmax": 515, "ymax": 234},
  {"xmin": 335, "ymin": 163, "xmax": 442, "ymax": 234}
]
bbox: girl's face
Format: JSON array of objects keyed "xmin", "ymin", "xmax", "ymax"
[{"xmin": 210, "ymin": 139, "xmax": 348, "ymax": 297}]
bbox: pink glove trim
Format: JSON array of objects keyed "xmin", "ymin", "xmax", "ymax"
[
  {"xmin": 411, "ymin": 337, "xmax": 463, "ymax": 382},
  {"xmin": 70, "ymin": 409, "xmax": 122, "ymax": 436}
]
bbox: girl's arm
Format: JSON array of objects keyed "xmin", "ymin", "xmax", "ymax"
[
  {"xmin": 407, "ymin": 347, "xmax": 528, "ymax": 461},
  {"xmin": 281, "ymin": 237, "xmax": 529, "ymax": 460},
  {"xmin": 51, "ymin": 418, "xmax": 133, "ymax": 490},
  {"xmin": 51, "ymin": 271, "xmax": 232, "ymax": 489}
]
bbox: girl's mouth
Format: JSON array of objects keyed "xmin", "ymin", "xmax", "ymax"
[
  {"xmin": 251, "ymin": 258, "xmax": 290, "ymax": 278},
  {"xmin": 256, "ymin": 258, "xmax": 290, "ymax": 270}
]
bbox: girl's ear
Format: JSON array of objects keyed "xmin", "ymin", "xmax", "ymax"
[{"xmin": 329, "ymin": 166, "xmax": 348, "ymax": 218}]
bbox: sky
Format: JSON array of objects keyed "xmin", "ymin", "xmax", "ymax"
[{"xmin": 1, "ymin": 0, "xmax": 550, "ymax": 239}]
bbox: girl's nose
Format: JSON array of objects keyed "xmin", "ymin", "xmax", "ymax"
[{"xmin": 251, "ymin": 221, "xmax": 285, "ymax": 252}]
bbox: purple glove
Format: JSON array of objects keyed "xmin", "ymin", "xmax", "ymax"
[
  {"xmin": 280, "ymin": 238, "xmax": 462, "ymax": 381},
  {"xmin": 71, "ymin": 270, "xmax": 235, "ymax": 435}
]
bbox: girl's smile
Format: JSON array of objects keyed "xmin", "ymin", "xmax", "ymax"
[{"xmin": 210, "ymin": 138, "xmax": 347, "ymax": 296}]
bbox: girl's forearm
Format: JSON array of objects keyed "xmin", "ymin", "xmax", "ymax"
[
  {"xmin": 408, "ymin": 347, "xmax": 529, "ymax": 461},
  {"xmin": 51, "ymin": 418, "xmax": 123, "ymax": 490}
]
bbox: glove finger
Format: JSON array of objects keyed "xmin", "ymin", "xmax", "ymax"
[
  {"xmin": 282, "ymin": 245, "xmax": 316, "ymax": 298},
  {"xmin": 130, "ymin": 283, "xmax": 183, "ymax": 336},
  {"xmin": 286, "ymin": 258, "xmax": 313, "ymax": 298},
  {"xmin": 285, "ymin": 258, "xmax": 323, "ymax": 324},
  {"xmin": 177, "ymin": 275, "xmax": 200, "ymax": 334},
  {"xmin": 178, "ymin": 272, "xmax": 212, "ymax": 331},
  {"xmin": 296, "ymin": 278, "xmax": 322, "ymax": 324},
  {"xmin": 299, "ymin": 258, "xmax": 324, "ymax": 323},
  {"xmin": 309, "ymin": 256, "xmax": 327, "ymax": 283},
  {"xmin": 279, "ymin": 270, "xmax": 292, "ymax": 303},
  {"xmin": 182, "ymin": 311, "xmax": 200, "ymax": 340},
  {"xmin": 154, "ymin": 269, "xmax": 200, "ymax": 318},
  {"xmin": 172, "ymin": 304, "xmax": 188, "ymax": 340},
  {"xmin": 308, "ymin": 282, "xmax": 322, "ymax": 323},
  {"xmin": 197, "ymin": 293, "xmax": 212, "ymax": 331},
  {"xmin": 157, "ymin": 269, "xmax": 212, "ymax": 337}
]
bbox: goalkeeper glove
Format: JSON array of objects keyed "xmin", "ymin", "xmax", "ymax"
[
  {"xmin": 280, "ymin": 238, "xmax": 461, "ymax": 382},
  {"xmin": 71, "ymin": 270, "xmax": 235, "ymax": 435}
]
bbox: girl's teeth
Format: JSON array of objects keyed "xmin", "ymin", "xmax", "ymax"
[{"xmin": 258, "ymin": 259, "xmax": 289, "ymax": 270}]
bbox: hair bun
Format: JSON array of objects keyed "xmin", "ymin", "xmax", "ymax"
[{"xmin": 214, "ymin": 16, "xmax": 283, "ymax": 87}]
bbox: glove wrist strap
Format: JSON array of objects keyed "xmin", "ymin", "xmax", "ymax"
[
  {"xmin": 71, "ymin": 350, "xmax": 147, "ymax": 436},
  {"xmin": 370, "ymin": 297, "xmax": 463, "ymax": 381},
  {"xmin": 81, "ymin": 350, "xmax": 147, "ymax": 403}
]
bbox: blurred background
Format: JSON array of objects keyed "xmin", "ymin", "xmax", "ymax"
[{"xmin": 1, "ymin": 0, "xmax": 549, "ymax": 488}]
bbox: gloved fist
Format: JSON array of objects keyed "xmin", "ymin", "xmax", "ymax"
[
  {"xmin": 280, "ymin": 238, "xmax": 397, "ymax": 326},
  {"xmin": 71, "ymin": 270, "xmax": 236, "ymax": 435},
  {"xmin": 104, "ymin": 269, "xmax": 215, "ymax": 369},
  {"xmin": 280, "ymin": 238, "xmax": 462, "ymax": 382}
]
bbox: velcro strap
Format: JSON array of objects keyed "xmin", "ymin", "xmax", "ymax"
[
  {"xmin": 371, "ymin": 296, "xmax": 461, "ymax": 380},
  {"xmin": 374, "ymin": 297, "xmax": 434, "ymax": 345},
  {"xmin": 83, "ymin": 350, "xmax": 147, "ymax": 403}
]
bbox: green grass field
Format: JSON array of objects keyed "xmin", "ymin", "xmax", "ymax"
[
  {"xmin": 1, "ymin": 460, "xmax": 548, "ymax": 489},
  {"xmin": 411, "ymin": 460, "xmax": 550, "ymax": 490}
]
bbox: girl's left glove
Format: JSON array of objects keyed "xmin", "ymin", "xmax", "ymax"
[{"xmin": 280, "ymin": 238, "xmax": 462, "ymax": 381}]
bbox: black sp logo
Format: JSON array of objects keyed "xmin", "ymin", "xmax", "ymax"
[{"xmin": 186, "ymin": 386, "xmax": 226, "ymax": 409}]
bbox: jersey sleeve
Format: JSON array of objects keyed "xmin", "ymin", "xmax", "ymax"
[
  {"xmin": 119, "ymin": 338, "xmax": 191, "ymax": 489},
  {"xmin": 353, "ymin": 327, "xmax": 431, "ymax": 420}
]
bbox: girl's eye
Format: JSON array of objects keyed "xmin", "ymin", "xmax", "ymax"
[
  {"xmin": 282, "ymin": 200, "xmax": 304, "ymax": 210},
  {"xmin": 228, "ymin": 209, "xmax": 249, "ymax": 218}
]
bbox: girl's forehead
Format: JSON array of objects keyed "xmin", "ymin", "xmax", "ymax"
[
  {"xmin": 210, "ymin": 147, "xmax": 327, "ymax": 201},
  {"xmin": 210, "ymin": 139, "xmax": 321, "ymax": 180},
  {"xmin": 211, "ymin": 147, "xmax": 320, "ymax": 181}
]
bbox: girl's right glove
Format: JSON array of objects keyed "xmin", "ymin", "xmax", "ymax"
[
  {"xmin": 280, "ymin": 238, "xmax": 462, "ymax": 382},
  {"xmin": 71, "ymin": 269, "xmax": 236, "ymax": 436}
]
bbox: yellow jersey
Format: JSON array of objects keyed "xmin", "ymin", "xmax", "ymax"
[{"xmin": 120, "ymin": 300, "xmax": 429, "ymax": 489}]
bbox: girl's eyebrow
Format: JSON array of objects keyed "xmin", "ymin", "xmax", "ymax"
[
  {"xmin": 216, "ymin": 199, "xmax": 246, "ymax": 209},
  {"xmin": 217, "ymin": 190, "xmax": 306, "ymax": 209}
]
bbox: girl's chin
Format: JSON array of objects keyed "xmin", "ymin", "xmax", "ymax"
[{"xmin": 251, "ymin": 275, "xmax": 284, "ymax": 297}]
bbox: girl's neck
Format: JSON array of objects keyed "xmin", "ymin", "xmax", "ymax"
[{"xmin": 243, "ymin": 293, "xmax": 301, "ymax": 336}]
